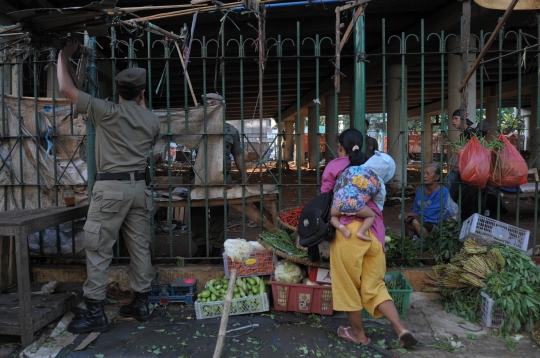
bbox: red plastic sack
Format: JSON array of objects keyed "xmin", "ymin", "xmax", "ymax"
[
  {"xmin": 458, "ymin": 136, "xmax": 491, "ymax": 189},
  {"xmin": 488, "ymin": 134, "xmax": 528, "ymax": 187}
]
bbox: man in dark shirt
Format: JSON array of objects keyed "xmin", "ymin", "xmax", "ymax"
[
  {"xmin": 364, "ymin": 120, "xmax": 379, "ymax": 159},
  {"xmin": 451, "ymin": 109, "xmax": 477, "ymax": 140}
]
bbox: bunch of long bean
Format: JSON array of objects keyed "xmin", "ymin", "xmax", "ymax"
[{"xmin": 259, "ymin": 229, "xmax": 308, "ymax": 260}]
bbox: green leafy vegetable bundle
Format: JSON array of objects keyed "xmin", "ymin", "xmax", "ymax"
[{"xmin": 424, "ymin": 239, "xmax": 540, "ymax": 335}]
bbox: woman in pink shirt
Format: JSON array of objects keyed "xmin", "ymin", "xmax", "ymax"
[{"xmin": 322, "ymin": 129, "xmax": 417, "ymax": 348}]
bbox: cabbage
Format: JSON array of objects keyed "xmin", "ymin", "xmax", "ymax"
[
  {"xmin": 224, "ymin": 239, "xmax": 252, "ymax": 262},
  {"xmin": 274, "ymin": 259, "xmax": 303, "ymax": 283},
  {"xmin": 248, "ymin": 241, "xmax": 265, "ymax": 251}
]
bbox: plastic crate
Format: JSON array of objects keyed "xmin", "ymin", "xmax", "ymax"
[
  {"xmin": 194, "ymin": 293, "xmax": 269, "ymax": 319},
  {"xmin": 459, "ymin": 214, "xmax": 530, "ymax": 252},
  {"xmin": 481, "ymin": 292, "xmax": 504, "ymax": 328},
  {"xmin": 223, "ymin": 251, "xmax": 277, "ymax": 278},
  {"xmin": 362, "ymin": 272, "xmax": 413, "ymax": 319},
  {"xmin": 270, "ymin": 276, "xmax": 333, "ymax": 315}
]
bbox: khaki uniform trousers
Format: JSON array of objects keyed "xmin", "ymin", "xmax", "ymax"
[{"xmin": 82, "ymin": 179, "xmax": 153, "ymax": 301}]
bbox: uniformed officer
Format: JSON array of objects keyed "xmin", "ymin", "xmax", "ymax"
[
  {"xmin": 191, "ymin": 117, "xmax": 246, "ymax": 262},
  {"xmin": 57, "ymin": 39, "xmax": 160, "ymax": 333}
]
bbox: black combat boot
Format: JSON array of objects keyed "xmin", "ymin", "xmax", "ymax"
[
  {"xmin": 119, "ymin": 291, "xmax": 151, "ymax": 322},
  {"xmin": 67, "ymin": 299, "xmax": 109, "ymax": 334},
  {"xmin": 191, "ymin": 245, "xmax": 209, "ymax": 264}
]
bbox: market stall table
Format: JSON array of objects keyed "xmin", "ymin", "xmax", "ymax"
[
  {"xmin": 154, "ymin": 193, "xmax": 279, "ymax": 231},
  {"xmin": 0, "ymin": 205, "xmax": 89, "ymax": 348}
]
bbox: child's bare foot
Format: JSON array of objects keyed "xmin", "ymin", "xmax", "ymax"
[
  {"xmin": 338, "ymin": 225, "xmax": 351, "ymax": 239},
  {"xmin": 356, "ymin": 231, "xmax": 372, "ymax": 241}
]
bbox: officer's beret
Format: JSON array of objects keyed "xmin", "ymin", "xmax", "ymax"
[{"xmin": 115, "ymin": 68, "xmax": 146, "ymax": 87}]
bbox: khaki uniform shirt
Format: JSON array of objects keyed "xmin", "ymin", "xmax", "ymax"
[
  {"xmin": 76, "ymin": 92, "xmax": 160, "ymax": 173},
  {"xmin": 225, "ymin": 123, "xmax": 243, "ymax": 172}
]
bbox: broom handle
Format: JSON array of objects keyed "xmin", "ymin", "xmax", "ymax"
[{"xmin": 213, "ymin": 269, "xmax": 237, "ymax": 358}]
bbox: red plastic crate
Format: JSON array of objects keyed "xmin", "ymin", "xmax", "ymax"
[
  {"xmin": 270, "ymin": 275, "xmax": 333, "ymax": 315},
  {"xmin": 223, "ymin": 251, "xmax": 277, "ymax": 278}
]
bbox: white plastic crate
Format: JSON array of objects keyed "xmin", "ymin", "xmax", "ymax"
[
  {"xmin": 194, "ymin": 293, "xmax": 269, "ymax": 319},
  {"xmin": 459, "ymin": 214, "xmax": 529, "ymax": 252},
  {"xmin": 481, "ymin": 292, "xmax": 504, "ymax": 328}
]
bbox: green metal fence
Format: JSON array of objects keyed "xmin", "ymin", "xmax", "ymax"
[{"xmin": 0, "ymin": 16, "xmax": 538, "ymax": 262}]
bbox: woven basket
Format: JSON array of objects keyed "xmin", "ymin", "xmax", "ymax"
[
  {"xmin": 257, "ymin": 238, "xmax": 330, "ymax": 269},
  {"xmin": 277, "ymin": 209, "xmax": 300, "ymax": 232}
]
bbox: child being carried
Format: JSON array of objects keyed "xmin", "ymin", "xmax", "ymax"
[{"xmin": 330, "ymin": 150, "xmax": 395, "ymax": 241}]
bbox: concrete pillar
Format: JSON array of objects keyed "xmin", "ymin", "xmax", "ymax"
[
  {"xmin": 307, "ymin": 106, "xmax": 318, "ymax": 169},
  {"xmin": 448, "ymin": 37, "xmax": 477, "ymax": 162},
  {"xmin": 294, "ymin": 118, "xmax": 306, "ymax": 167},
  {"xmin": 325, "ymin": 94, "xmax": 338, "ymax": 161},
  {"xmin": 423, "ymin": 114, "xmax": 433, "ymax": 163},
  {"xmin": 531, "ymin": 87, "xmax": 540, "ymax": 172},
  {"xmin": 387, "ymin": 64, "xmax": 407, "ymax": 187},
  {"xmin": 485, "ymin": 97, "xmax": 498, "ymax": 141},
  {"xmin": 283, "ymin": 121, "xmax": 294, "ymax": 161}
]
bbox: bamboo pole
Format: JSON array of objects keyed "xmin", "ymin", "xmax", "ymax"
[
  {"xmin": 174, "ymin": 41, "xmax": 199, "ymax": 107},
  {"xmin": 213, "ymin": 269, "xmax": 237, "ymax": 358}
]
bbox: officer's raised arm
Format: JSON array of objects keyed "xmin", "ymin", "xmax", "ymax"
[{"xmin": 57, "ymin": 39, "xmax": 80, "ymax": 103}]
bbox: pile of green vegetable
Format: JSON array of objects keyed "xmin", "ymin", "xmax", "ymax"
[
  {"xmin": 424, "ymin": 219, "xmax": 462, "ymax": 263},
  {"xmin": 385, "ymin": 228, "xmax": 422, "ymax": 267},
  {"xmin": 259, "ymin": 229, "xmax": 308, "ymax": 260},
  {"xmin": 424, "ymin": 239, "xmax": 540, "ymax": 335},
  {"xmin": 198, "ymin": 275, "xmax": 267, "ymax": 303}
]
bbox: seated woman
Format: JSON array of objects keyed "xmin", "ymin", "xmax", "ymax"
[{"xmin": 403, "ymin": 163, "xmax": 457, "ymax": 238}]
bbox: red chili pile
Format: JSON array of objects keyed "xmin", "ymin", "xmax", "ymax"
[{"xmin": 279, "ymin": 206, "xmax": 304, "ymax": 228}]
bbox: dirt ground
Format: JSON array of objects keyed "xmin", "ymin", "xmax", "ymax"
[{"xmin": 151, "ymin": 161, "xmax": 539, "ymax": 260}]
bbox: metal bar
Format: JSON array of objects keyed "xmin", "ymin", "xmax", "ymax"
[{"xmin": 458, "ymin": 0, "xmax": 519, "ymax": 92}]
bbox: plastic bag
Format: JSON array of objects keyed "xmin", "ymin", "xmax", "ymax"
[
  {"xmin": 458, "ymin": 136, "xmax": 491, "ymax": 189},
  {"xmin": 488, "ymin": 134, "xmax": 528, "ymax": 187}
]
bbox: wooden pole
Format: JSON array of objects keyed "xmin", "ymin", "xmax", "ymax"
[
  {"xmin": 213, "ymin": 269, "xmax": 237, "ymax": 358},
  {"xmin": 174, "ymin": 41, "xmax": 199, "ymax": 107},
  {"xmin": 459, "ymin": 0, "xmax": 471, "ymax": 125},
  {"xmin": 458, "ymin": 0, "xmax": 519, "ymax": 92}
]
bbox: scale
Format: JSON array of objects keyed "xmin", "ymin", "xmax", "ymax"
[{"xmin": 148, "ymin": 278, "xmax": 197, "ymax": 306}]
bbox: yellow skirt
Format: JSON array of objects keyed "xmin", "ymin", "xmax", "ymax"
[{"xmin": 330, "ymin": 220, "xmax": 392, "ymax": 318}]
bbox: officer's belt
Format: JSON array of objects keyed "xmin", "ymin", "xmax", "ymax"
[{"xmin": 95, "ymin": 172, "xmax": 146, "ymax": 181}]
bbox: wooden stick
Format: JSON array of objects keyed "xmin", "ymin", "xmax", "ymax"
[
  {"xmin": 0, "ymin": 23, "xmax": 22, "ymax": 35},
  {"xmin": 339, "ymin": 6, "xmax": 364, "ymax": 53},
  {"xmin": 174, "ymin": 41, "xmax": 199, "ymax": 107},
  {"xmin": 458, "ymin": 0, "xmax": 519, "ymax": 92},
  {"xmin": 106, "ymin": 4, "xmax": 205, "ymax": 14},
  {"xmin": 213, "ymin": 269, "xmax": 237, "ymax": 358}
]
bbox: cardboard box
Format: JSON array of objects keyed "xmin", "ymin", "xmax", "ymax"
[{"xmin": 308, "ymin": 267, "xmax": 331, "ymax": 284}]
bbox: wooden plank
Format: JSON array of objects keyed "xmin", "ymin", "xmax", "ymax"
[
  {"xmin": 0, "ymin": 293, "xmax": 80, "ymax": 335},
  {"xmin": 0, "ymin": 205, "xmax": 88, "ymax": 236},
  {"xmin": 231, "ymin": 203, "xmax": 274, "ymax": 231},
  {"xmin": 0, "ymin": 237, "xmax": 10, "ymax": 293},
  {"xmin": 15, "ymin": 229, "xmax": 33, "ymax": 348},
  {"xmin": 154, "ymin": 193, "xmax": 278, "ymax": 208}
]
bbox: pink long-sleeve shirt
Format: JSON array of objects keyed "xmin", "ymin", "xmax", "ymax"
[{"xmin": 321, "ymin": 157, "xmax": 386, "ymax": 251}]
